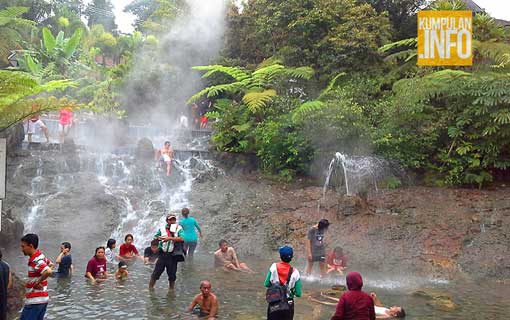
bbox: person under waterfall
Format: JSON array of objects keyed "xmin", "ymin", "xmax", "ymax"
[{"xmin": 155, "ymin": 141, "xmax": 174, "ymax": 176}]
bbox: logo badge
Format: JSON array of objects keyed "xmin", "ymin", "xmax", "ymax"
[{"xmin": 417, "ymin": 11, "xmax": 473, "ymax": 66}]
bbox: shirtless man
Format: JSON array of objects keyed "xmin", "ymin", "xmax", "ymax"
[
  {"xmin": 214, "ymin": 239, "xmax": 253, "ymax": 272},
  {"xmin": 187, "ymin": 280, "xmax": 218, "ymax": 320},
  {"xmin": 155, "ymin": 141, "xmax": 174, "ymax": 176},
  {"xmin": 370, "ymin": 292, "xmax": 406, "ymax": 318}
]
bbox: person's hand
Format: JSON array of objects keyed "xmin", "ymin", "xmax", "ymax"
[
  {"xmin": 33, "ymin": 281, "xmax": 44, "ymax": 290},
  {"xmin": 307, "ymin": 254, "xmax": 312, "ymax": 262},
  {"xmin": 370, "ymin": 292, "xmax": 377, "ymax": 298},
  {"xmin": 90, "ymin": 279, "xmax": 96, "ymax": 285}
]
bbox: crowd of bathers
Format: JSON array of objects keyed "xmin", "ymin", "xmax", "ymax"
[{"xmin": 0, "ymin": 211, "xmax": 407, "ymax": 320}]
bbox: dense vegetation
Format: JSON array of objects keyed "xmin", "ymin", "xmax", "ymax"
[{"xmin": 0, "ymin": 0, "xmax": 509, "ymax": 187}]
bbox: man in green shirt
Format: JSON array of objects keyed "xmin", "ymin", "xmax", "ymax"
[
  {"xmin": 149, "ymin": 214, "xmax": 184, "ymax": 290},
  {"xmin": 264, "ymin": 246, "xmax": 302, "ymax": 320}
]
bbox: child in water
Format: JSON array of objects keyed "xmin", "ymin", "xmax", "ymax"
[
  {"xmin": 326, "ymin": 247, "xmax": 348, "ymax": 275},
  {"xmin": 115, "ymin": 261, "xmax": 129, "ymax": 280}
]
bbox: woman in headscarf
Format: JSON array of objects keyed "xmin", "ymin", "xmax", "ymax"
[{"xmin": 331, "ymin": 272, "xmax": 375, "ymax": 320}]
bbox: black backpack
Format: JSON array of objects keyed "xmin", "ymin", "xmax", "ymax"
[{"xmin": 266, "ymin": 266, "xmax": 293, "ymax": 314}]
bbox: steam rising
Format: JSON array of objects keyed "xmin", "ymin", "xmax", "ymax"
[{"xmin": 122, "ymin": 0, "xmax": 227, "ymax": 127}]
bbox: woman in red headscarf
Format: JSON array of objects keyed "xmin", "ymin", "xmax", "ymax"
[{"xmin": 331, "ymin": 272, "xmax": 375, "ymax": 320}]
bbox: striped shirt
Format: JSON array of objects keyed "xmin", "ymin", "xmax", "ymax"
[
  {"xmin": 154, "ymin": 224, "xmax": 184, "ymax": 253},
  {"xmin": 26, "ymin": 250, "xmax": 51, "ymax": 305}
]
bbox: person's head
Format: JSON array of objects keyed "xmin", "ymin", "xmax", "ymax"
[
  {"xmin": 334, "ymin": 246, "xmax": 343, "ymax": 257},
  {"xmin": 118, "ymin": 261, "xmax": 128, "ymax": 271},
  {"xmin": 21, "ymin": 233, "xmax": 39, "ymax": 256},
  {"xmin": 164, "ymin": 141, "xmax": 170, "ymax": 148},
  {"xmin": 346, "ymin": 271, "xmax": 363, "ymax": 291},
  {"xmin": 95, "ymin": 246, "xmax": 105, "ymax": 259},
  {"xmin": 200, "ymin": 280, "xmax": 212, "ymax": 297},
  {"xmin": 181, "ymin": 207, "xmax": 190, "ymax": 218},
  {"xmin": 218, "ymin": 239, "xmax": 228, "ymax": 252},
  {"xmin": 124, "ymin": 234, "xmax": 134, "ymax": 245},
  {"xmin": 61, "ymin": 242, "xmax": 72, "ymax": 253},
  {"xmin": 150, "ymin": 239, "xmax": 159, "ymax": 252},
  {"xmin": 318, "ymin": 219, "xmax": 330, "ymax": 231},
  {"xmin": 279, "ymin": 245, "xmax": 293, "ymax": 263},
  {"xmin": 166, "ymin": 214, "xmax": 176, "ymax": 225},
  {"xmin": 388, "ymin": 306, "xmax": 406, "ymax": 318},
  {"xmin": 107, "ymin": 238, "xmax": 116, "ymax": 249}
]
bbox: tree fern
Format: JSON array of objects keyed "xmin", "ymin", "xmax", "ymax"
[
  {"xmin": 0, "ymin": 7, "xmax": 35, "ymax": 66},
  {"xmin": 242, "ymin": 89, "xmax": 277, "ymax": 113},
  {"xmin": 291, "ymin": 100, "xmax": 326, "ymax": 122},
  {"xmin": 192, "ymin": 65, "xmax": 250, "ymax": 82}
]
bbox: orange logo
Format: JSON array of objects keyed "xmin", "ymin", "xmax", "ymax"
[{"xmin": 417, "ymin": 11, "xmax": 472, "ymax": 66}]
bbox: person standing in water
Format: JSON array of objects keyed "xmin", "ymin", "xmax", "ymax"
[
  {"xmin": 330, "ymin": 272, "xmax": 375, "ymax": 320},
  {"xmin": 105, "ymin": 239, "xmax": 117, "ymax": 264},
  {"xmin": 264, "ymin": 246, "xmax": 302, "ymax": 320},
  {"xmin": 305, "ymin": 219, "xmax": 330, "ymax": 277},
  {"xmin": 187, "ymin": 280, "xmax": 219, "ymax": 319},
  {"xmin": 20, "ymin": 233, "xmax": 52, "ymax": 320},
  {"xmin": 179, "ymin": 208, "xmax": 202, "ymax": 259},
  {"xmin": 143, "ymin": 239, "xmax": 160, "ymax": 264},
  {"xmin": 115, "ymin": 261, "xmax": 129, "ymax": 281},
  {"xmin": 54, "ymin": 242, "xmax": 73, "ymax": 278},
  {"xmin": 149, "ymin": 214, "xmax": 185, "ymax": 290},
  {"xmin": 0, "ymin": 249, "xmax": 13, "ymax": 320},
  {"xmin": 85, "ymin": 247, "xmax": 108, "ymax": 284},
  {"xmin": 155, "ymin": 141, "xmax": 174, "ymax": 176}
]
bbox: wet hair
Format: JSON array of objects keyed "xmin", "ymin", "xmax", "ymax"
[
  {"xmin": 164, "ymin": 141, "xmax": 170, "ymax": 145},
  {"xmin": 62, "ymin": 242, "xmax": 72, "ymax": 250},
  {"xmin": 182, "ymin": 207, "xmax": 190, "ymax": 217},
  {"xmin": 396, "ymin": 308, "xmax": 406, "ymax": 318},
  {"xmin": 218, "ymin": 239, "xmax": 228, "ymax": 247},
  {"xmin": 107, "ymin": 239, "xmax": 116, "ymax": 249},
  {"xmin": 95, "ymin": 246, "xmax": 105, "ymax": 257},
  {"xmin": 318, "ymin": 219, "xmax": 330, "ymax": 230},
  {"xmin": 124, "ymin": 234, "xmax": 134, "ymax": 241},
  {"xmin": 118, "ymin": 261, "xmax": 127, "ymax": 269},
  {"xmin": 150, "ymin": 239, "xmax": 159, "ymax": 247},
  {"xmin": 21, "ymin": 233, "xmax": 39, "ymax": 249},
  {"xmin": 200, "ymin": 280, "xmax": 211, "ymax": 288}
]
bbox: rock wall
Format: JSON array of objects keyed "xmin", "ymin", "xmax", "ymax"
[{"xmin": 190, "ymin": 167, "xmax": 510, "ymax": 280}]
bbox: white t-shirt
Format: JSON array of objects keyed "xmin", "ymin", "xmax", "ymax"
[
  {"xmin": 105, "ymin": 248, "xmax": 115, "ymax": 263},
  {"xmin": 26, "ymin": 119, "xmax": 45, "ymax": 134},
  {"xmin": 375, "ymin": 306, "xmax": 389, "ymax": 316}
]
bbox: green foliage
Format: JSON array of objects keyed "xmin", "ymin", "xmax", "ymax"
[
  {"xmin": 0, "ymin": 6, "xmax": 35, "ymax": 66},
  {"xmin": 0, "ymin": 70, "xmax": 76, "ymax": 130}
]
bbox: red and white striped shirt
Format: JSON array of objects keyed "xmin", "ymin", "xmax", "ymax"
[{"xmin": 25, "ymin": 249, "xmax": 51, "ymax": 305}]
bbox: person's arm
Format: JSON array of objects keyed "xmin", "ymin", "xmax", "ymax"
[
  {"xmin": 264, "ymin": 270, "xmax": 272, "ymax": 288},
  {"xmin": 306, "ymin": 238, "xmax": 312, "ymax": 261},
  {"xmin": 330, "ymin": 295, "xmax": 346, "ymax": 320},
  {"xmin": 195, "ymin": 220, "xmax": 203, "ymax": 238},
  {"xmin": 7, "ymin": 269, "xmax": 13, "ymax": 289},
  {"xmin": 187, "ymin": 295, "xmax": 199, "ymax": 313},
  {"xmin": 370, "ymin": 292, "xmax": 384, "ymax": 307},
  {"xmin": 33, "ymin": 264, "xmax": 52, "ymax": 289},
  {"xmin": 231, "ymin": 248, "xmax": 241, "ymax": 268},
  {"xmin": 293, "ymin": 278, "xmax": 302, "ymax": 297},
  {"xmin": 70, "ymin": 264, "xmax": 74, "ymax": 275},
  {"xmin": 114, "ymin": 270, "xmax": 121, "ymax": 279},
  {"xmin": 85, "ymin": 272, "xmax": 96, "ymax": 284},
  {"xmin": 163, "ymin": 228, "xmax": 184, "ymax": 242},
  {"xmin": 209, "ymin": 296, "xmax": 219, "ymax": 318},
  {"xmin": 55, "ymin": 252, "xmax": 64, "ymax": 264}
]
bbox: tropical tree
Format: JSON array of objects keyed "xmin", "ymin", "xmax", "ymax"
[
  {"xmin": 0, "ymin": 70, "xmax": 76, "ymax": 130},
  {"xmin": 0, "ymin": 6, "xmax": 35, "ymax": 67},
  {"xmin": 84, "ymin": 0, "xmax": 117, "ymax": 33},
  {"xmin": 188, "ymin": 62, "xmax": 314, "ymax": 114}
]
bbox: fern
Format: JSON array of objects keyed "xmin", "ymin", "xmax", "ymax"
[
  {"xmin": 192, "ymin": 65, "xmax": 250, "ymax": 82},
  {"xmin": 242, "ymin": 89, "xmax": 277, "ymax": 113},
  {"xmin": 291, "ymin": 100, "xmax": 326, "ymax": 122}
]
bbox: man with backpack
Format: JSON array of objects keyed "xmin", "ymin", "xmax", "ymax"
[{"xmin": 264, "ymin": 246, "xmax": 302, "ymax": 320}]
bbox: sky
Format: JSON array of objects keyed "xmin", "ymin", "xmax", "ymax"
[{"xmin": 94, "ymin": 0, "xmax": 510, "ymax": 34}]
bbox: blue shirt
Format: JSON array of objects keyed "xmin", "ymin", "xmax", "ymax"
[{"xmin": 179, "ymin": 216, "xmax": 201, "ymax": 242}]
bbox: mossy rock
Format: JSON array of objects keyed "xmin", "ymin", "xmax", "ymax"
[{"xmin": 412, "ymin": 289, "xmax": 458, "ymax": 311}]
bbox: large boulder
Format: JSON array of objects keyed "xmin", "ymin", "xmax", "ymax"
[
  {"xmin": 135, "ymin": 138, "xmax": 154, "ymax": 162},
  {"xmin": 0, "ymin": 208, "xmax": 24, "ymax": 245},
  {"xmin": 0, "ymin": 123, "xmax": 24, "ymax": 154}
]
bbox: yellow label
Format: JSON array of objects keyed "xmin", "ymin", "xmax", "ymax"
[{"xmin": 417, "ymin": 11, "xmax": 472, "ymax": 66}]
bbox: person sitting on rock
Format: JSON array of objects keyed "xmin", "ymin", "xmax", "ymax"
[
  {"xmin": 326, "ymin": 247, "xmax": 347, "ymax": 276},
  {"xmin": 370, "ymin": 292, "xmax": 406, "ymax": 319},
  {"xmin": 214, "ymin": 239, "xmax": 253, "ymax": 273}
]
